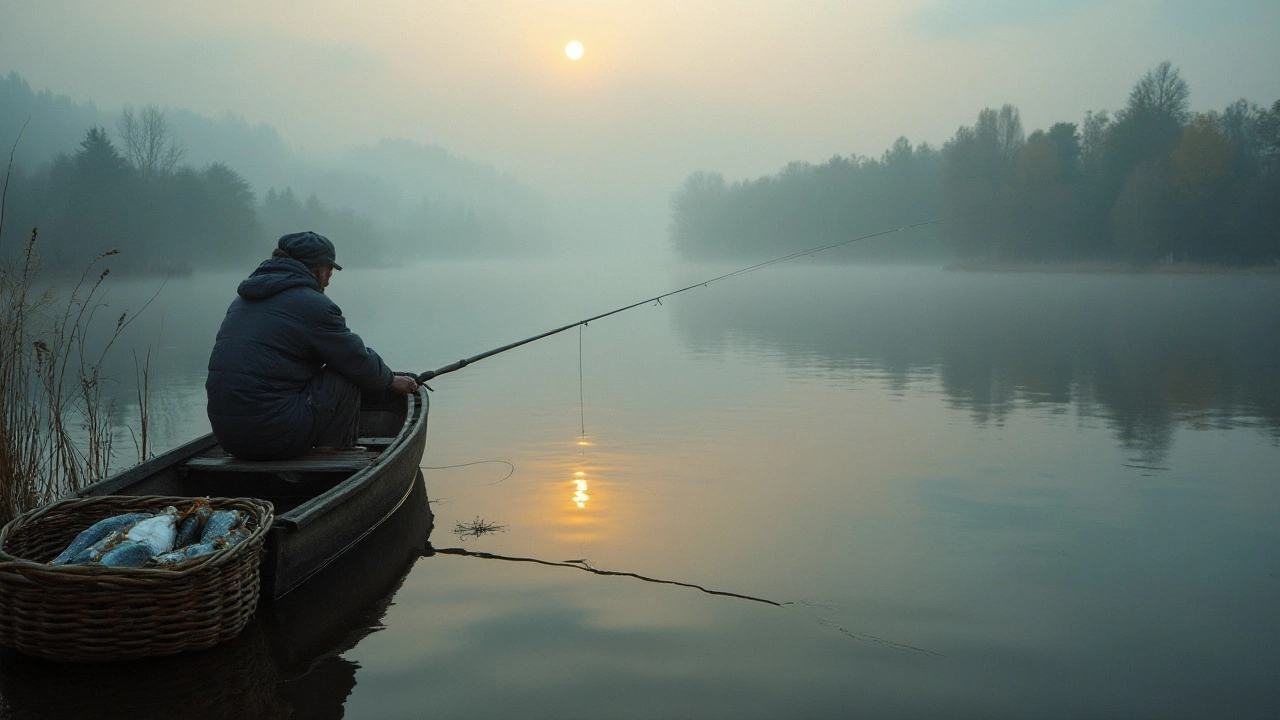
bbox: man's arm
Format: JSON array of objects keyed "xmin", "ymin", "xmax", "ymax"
[{"xmin": 310, "ymin": 301, "xmax": 396, "ymax": 391}]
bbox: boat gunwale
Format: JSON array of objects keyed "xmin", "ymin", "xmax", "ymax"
[{"xmin": 271, "ymin": 458, "xmax": 422, "ymax": 595}]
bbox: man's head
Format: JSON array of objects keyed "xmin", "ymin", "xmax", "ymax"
[{"xmin": 275, "ymin": 231, "xmax": 341, "ymax": 292}]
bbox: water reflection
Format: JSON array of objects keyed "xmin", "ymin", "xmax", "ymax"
[
  {"xmin": 0, "ymin": 473, "xmax": 434, "ymax": 720},
  {"xmin": 13, "ymin": 263, "xmax": 1274, "ymax": 718},
  {"xmin": 674, "ymin": 268, "xmax": 1280, "ymax": 463}
]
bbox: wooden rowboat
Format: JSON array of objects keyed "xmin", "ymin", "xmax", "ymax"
[{"xmin": 76, "ymin": 386, "xmax": 429, "ymax": 599}]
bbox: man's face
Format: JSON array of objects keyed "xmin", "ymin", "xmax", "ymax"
[{"xmin": 313, "ymin": 266, "xmax": 335, "ymax": 293}]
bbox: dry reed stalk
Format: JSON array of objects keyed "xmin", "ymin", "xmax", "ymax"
[
  {"xmin": 0, "ymin": 230, "xmax": 128, "ymax": 524},
  {"xmin": 130, "ymin": 346, "xmax": 152, "ymax": 461},
  {"xmin": 0, "ymin": 132, "xmax": 142, "ymax": 525}
]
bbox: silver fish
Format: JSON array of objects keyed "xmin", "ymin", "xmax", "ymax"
[
  {"xmin": 67, "ymin": 529, "xmax": 127, "ymax": 565},
  {"xmin": 200, "ymin": 510, "xmax": 246, "ymax": 543},
  {"xmin": 124, "ymin": 507, "xmax": 179, "ymax": 555},
  {"xmin": 222, "ymin": 526, "xmax": 251, "ymax": 550},
  {"xmin": 151, "ymin": 526, "xmax": 252, "ymax": 568},
  {"xmin": 98, "ymin": 540, "xmax": 158, "ymax": 568},
  {"xmin": 174, "ymin": 499, "xmax": 213, "ymax": 547},
  {"xmin": 50, "ymin": 512, "xmax": 152, "ymax": 565},
  {"xmin": 151, "ymin": 541, "xmax": 220, "ymax": 567}
]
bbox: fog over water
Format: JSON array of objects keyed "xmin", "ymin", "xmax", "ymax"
[
  {"xmin": 2, "ymin": 2, "xmax": 1279, "ymax": 717},
  {"xmin": 2, "ymin": 260, "xmax": 1272, "ymax": 718}
]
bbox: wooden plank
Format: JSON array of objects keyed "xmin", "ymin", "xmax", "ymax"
[
  {"xmin": 356, "ymin": 437, "xmax": 398, "ymax": 446},
  {"xmin": 186, "ymin": 448, "xmax": 378, "ymax": 473}
]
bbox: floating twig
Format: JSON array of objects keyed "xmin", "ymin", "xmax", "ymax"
[{"xmin": 452, "ymin": 516, "xmax": 508, "ymax": 539}]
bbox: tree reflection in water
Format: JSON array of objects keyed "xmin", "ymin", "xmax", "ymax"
[{"xmin": 674, "ymin": 267, "xmax": 1280, "ymax": 463}]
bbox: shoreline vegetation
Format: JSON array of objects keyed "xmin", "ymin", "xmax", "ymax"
[
  {"xmin": 1, "ymin": 128, "xmax": 149, "ymax": 523},
  {"xmin": 0, "ymin": 226, "xmax": 137, "ymax": 525}
]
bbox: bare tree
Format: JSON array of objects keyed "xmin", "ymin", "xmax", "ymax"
[
  {"xmin": 969, "ymin": 105, "xmax": 1024, "ymax": 171},
  {"xmin": 1127, "ymin": 61, "xmax": 1191, "ymax": 124},
  {"xmin": 1081, "ymin": 109, "xmax": 1111, "ymax": 177},
  {"xmin": 996, "ymin": 104, "xmax": 1025, "ymax": 165},
  {"xmin": 117, "ymin": 104, "xmax": 184, "ymax": 178}
]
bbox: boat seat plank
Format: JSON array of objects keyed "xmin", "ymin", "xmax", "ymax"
[
  {"xmin": 186, "ymin": 447, "xmax": 378, "ymax": 473},
  {"xmin": 356, "ymin": 437, "xmax": 398, "ymax": 446}
]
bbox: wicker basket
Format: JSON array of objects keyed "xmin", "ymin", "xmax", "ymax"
[{"xmin": 0, "ymin": 495, "xmax": 273, "ymax": 663}]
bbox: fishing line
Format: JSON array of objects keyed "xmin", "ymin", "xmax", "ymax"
[
  {"xmin": 812, "ymin": 616, "xmax": 944, "ymax": 658},
  {"xmin": 417, "ymin": 215, "xmax": 960, "ymax": 384},
  {"xmin": 420, "ymin": 459, "xmax": 515, "ymax": 485},
  {"xmin": 578, "ymin": 323, "xmax": 586, "ymax": 448}
]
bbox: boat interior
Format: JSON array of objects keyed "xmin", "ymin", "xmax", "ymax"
[{"xmin": 90, "ymin": 390, "xmax": 413, "ymax": 516}]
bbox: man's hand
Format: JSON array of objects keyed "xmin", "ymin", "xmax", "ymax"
[{"xmin": 389, "ymin": 375, "xmax": 419, "ymax": 395}]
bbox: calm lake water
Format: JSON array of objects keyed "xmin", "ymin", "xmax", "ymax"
[{"xmin": 2, "ymin": 262, "xmax": 1278, "ymax": 719}]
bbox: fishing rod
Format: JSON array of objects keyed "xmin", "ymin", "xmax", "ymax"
[{"xmin": 415, "ymin": 215, "xmax": 959, "ymax": 386}]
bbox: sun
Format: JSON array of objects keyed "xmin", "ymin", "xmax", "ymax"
[{"xmin": 565, "ymin": 40, "xmax": 584, "ymax": 61}]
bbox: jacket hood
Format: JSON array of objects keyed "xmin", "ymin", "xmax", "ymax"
[{"xmin": 237, "ymin": 257, "xmax": 320, "ymax": 300}]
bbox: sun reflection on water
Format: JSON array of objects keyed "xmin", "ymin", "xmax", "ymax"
[
  {"xmin": 526, "ymin": 435, "xmax": 618, "ymax": 543},
  {"xmin": 573, "ymin": 471, "xmax": 589, "ymax": 508},
  {"xmin": 573, "ymin": 435, "xmax": 592, "ymax": 509}
]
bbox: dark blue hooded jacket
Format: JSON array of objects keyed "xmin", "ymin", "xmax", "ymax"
[{"xmin": 206, "ymin": 257, "xmax": 394, "ymax": 458}]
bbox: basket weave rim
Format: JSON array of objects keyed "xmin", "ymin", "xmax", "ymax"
[{"xmin": 0, "ymin": 495, "xmax": 274, "ymax": 576}]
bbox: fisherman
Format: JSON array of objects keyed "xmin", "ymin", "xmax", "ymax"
[{"xmin": 206, "ymin": 231, "xmax": 418, "ymax": 460}]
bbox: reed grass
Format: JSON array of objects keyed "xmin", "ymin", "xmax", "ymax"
[
  {"xmin": 130, "ymin": 346, "xmax": 153, "ymax": 461},
  {"xmin": 0, "ymin": 228, "xmax": 131, "ymax": 525},
  {"xmin": 0, "ymin": 136, "xmax": 143, "ymax": 525}
]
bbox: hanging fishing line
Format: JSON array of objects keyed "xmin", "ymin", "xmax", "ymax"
[
  {"xmin": 416, "ymin": 215, "xmax": 960, "ymax": 385},
  {"xmin": 578, "ymin": 323, "xmax": 586, "ymax": 452}
]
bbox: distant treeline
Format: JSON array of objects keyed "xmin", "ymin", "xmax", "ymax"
[
  {"xmin": 1, "ymin": 120, "xmax": 535, "ymax": 274},
  {"xmin": 0, "ymin": 72, "xmax": 546, "ymax": 274},
  {"xmin": 671, "ymin": 62, "xmax": 1280, "ymax": 266},
  {"xmin": 1, "ymin": 124, "xmax": 366, "ymax": 274}
]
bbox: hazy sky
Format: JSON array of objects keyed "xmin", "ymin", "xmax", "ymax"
[{"xmin": 2, "ymin": 0, "xmax": 1278, "ymax": 200}]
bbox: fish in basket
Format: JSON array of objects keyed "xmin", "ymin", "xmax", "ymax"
[
  {"xmin": 0, "ymin": 495, "xmax": 273, "ymax": 663},
  {"xmin": 47, "ymin": 498, "xmax": 251, "ymax": 568}
]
